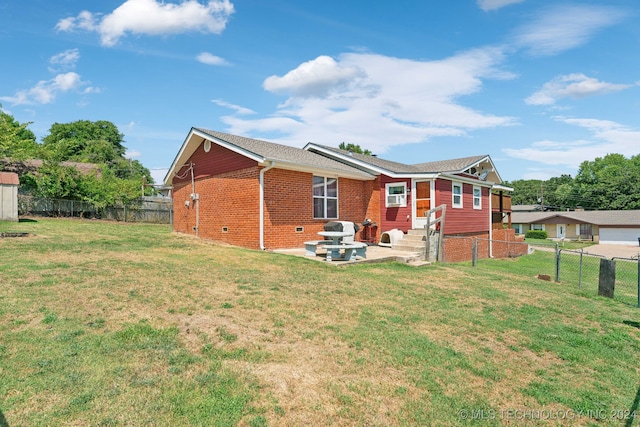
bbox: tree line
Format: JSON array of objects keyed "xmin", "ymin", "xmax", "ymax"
[
  {"xmin": 1, "ymin": 108, "xmax": 153, "ymax": 207},
  {"xmin": 504, "ymin": 153, "xmax": 640, "ymax": 211}
]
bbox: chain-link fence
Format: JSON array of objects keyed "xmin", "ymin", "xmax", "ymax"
[
  {"xmin": 17, "ymin": 195, "xmax": 173, "ymax": 224},
  {"xmin": 449, "ymin": 238, "xmax": 639, "ymax": 307},
  {"xmin": 611, "ymin": 256, "xmax": 640, "ymax": 307}
]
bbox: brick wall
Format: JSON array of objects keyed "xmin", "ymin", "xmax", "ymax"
[
  {"xmin": 442, "ymin": 232, "xmax": 489, "ymax": 262},
  {"xmin": 263, "ymin": 168, "xmax": 375, "ymax": 249},
  {"xmin": 491, "ymin": 228, "xmax": 528, "ymax": 258},
  {"xmin": 442, "ymin": 229, "xmax": 528, "ymax": 262},
  {"xmin": 173, "ymin": 166, "xmax": 262, "ymax": 248},
  {"xmin": 173, "ymin": 165, "xmax": 376, "ymax": 250}
]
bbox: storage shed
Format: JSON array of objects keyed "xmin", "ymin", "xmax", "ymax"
[{"xmin": 0, "ymin": 172, "xmax": 19, "ymax": 221}]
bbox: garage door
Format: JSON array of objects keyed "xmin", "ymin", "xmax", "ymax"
[{"xmin": 600, "ymin": 227, "xmax": 640, "ymax": 245}]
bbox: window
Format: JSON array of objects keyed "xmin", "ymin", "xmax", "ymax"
[
  {"xmin": 385, "ymin": 182, "xmax": 407, "ymax": 207},
  {"xmin": 452, "ymin": 182, "xmax": 463, "ymax": 208},
  {"xmin": 578, "ymin": 224, "xmax": 593, "ymax": 239},
  {"xmin": 531, "ymin": 224, "xmax": 545, "ymax": 231},
  {"xmin": 473, "ymin": 186, "xmax": 482, "ymax": 209},
  {"xmin": 313, "ymin": 176, "xmax": 338, "ymax": 219},
  {"xmin": 512, "ymin": 224, "xmax": 523, "ymax": 234}
]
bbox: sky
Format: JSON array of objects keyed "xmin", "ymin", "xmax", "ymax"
[{"xmin": 1, "ymin": 0, "xmax": 639, "ymax": 185}]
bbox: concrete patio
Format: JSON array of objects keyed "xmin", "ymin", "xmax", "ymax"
[{"xmin": 272, "ymin": 244, "xmax": 430, "ymax": 266}]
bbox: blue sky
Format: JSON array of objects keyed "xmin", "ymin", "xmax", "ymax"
[{"xmin": 1, "ymin": 0, "xmax": 639, "ymax": 185}]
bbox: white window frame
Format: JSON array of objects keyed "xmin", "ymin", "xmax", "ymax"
[
  {"xmin": 452, "ymin": 182, "xmax": 463, "ymax": 208},
  {"xmin": 473, "ymin": 185, "xmax": 482, "ymax": 210},
  {"xmin": 313, "ymin": 176, "xmax": 338, "ymax": 219},
  {"xmin": 385, "ymin": 182, "xmax": 407, "ymax": 207},
  {"xmin": 531, "ymin": 224, "xmax": 545, "ymax": 231}
]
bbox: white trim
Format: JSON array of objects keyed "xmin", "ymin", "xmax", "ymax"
[
  {"xmin": 313, "ymin": 176, "xmax": 339, "ymax": 219},
  {"xmin": 489, "ymin": 186, "xmax": 493, "ymax": 258},
  {"xmin": 385, "ymin": 182, "xmax": 407, "ymax": 208},
  {"xmin": 411, "ymin": 179, "xmax": 434, "ymax": 229},
  {"xmin": 260, "ymin": 161, "xmax": 276, "ymax": 250},
  {"xmin": 473, "ymin": 185, "xmax": 482, "ymax": 210},
  {"xmin": 304, "ymin": 143, "xmax": 440, "ymax": 179},
  {"xmin": 452, "ymin": 182, "xmax": 463, "ymax": 209}
]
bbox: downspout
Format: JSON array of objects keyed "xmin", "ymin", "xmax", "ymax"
[
  {"xmin": 259, "ymin": 161, "xmax": 276, "ymax": 250},
  {"xmin": 489, "ymin": 188, "xmax": 493, "ymax": 258}
]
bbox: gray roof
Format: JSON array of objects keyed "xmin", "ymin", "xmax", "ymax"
[
  {"xmin": 511, "ymin": 210, "xmax": 640, "ymax": 226},
  {"xmin": 412, "ymin": 155, "xmax": 490, "ymax": 173},
  {"xmin": 194, "ymin": 129, "xmax": 374, "ymax": 177},
  {"xmin": 308, "ymin": 144, "xmax": 489, "ymax": 174}
]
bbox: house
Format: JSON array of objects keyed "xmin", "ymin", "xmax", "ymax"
[
  {"xmin": 0, "ymin": 172, "xmax": 19, "ymax": 222},
  {"xmin": 164, "ymin": 128, "xmax": 513, "ymax": 258},
  {"xmin": 509, "ymin": 210, "xmax": 640, "ymax": 246}
]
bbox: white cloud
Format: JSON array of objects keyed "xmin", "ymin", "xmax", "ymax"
[
  {"xmin": 222, "ymin": 48, "xmax": 517, "ymax": 155},
  {"xmin": 525, "ymin": 73, "xmax": 631, "ymax": 105},
  {"xmin": 503, "ymin": 117, "xmax": 640, "ymax": 170},
  {"xmin": 56, "ymin": 0, "xmax": 235, "ymax": 47},
  {"xmin": 196, "ymin": 52, "xmax": 229, "ymax": 66},
  {"xmin": 263, "ymin": 55, "xmax": 365, "ymax": 97},
  {"xmin": 477, "ymin": 0, "xmax": 524, "ymax": 12},
  {"xmin": 55, "ymin": 11, "xmax": 98, "ymax": 32},
  {"xmin": 49, "ymin": 49, "xmax": 80, "ymax": 72},
  {"xmin": 513, "ymin": 4, "xmax": 625, "ymax": 56},
  {"xmin": 125, "ymin": 149, "xmax": 142, "ymax": 159},
  {"xmin": 211, "ymin": 99, "xmax": 255, "ymax": 115},
  {"xmin": 0, "ymin": 72, "xmax": 87, "ymax": 105}
]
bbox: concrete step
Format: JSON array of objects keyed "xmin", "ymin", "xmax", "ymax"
[
  {"xmin": 401, "ymin": 234, "xmax": 425, "ymax": 242},
  {"xmin": 393, "ymin": 243, "xmax": 424, "ymax": 253},
  {"xmin": 406, "ymin": 228, "xmax": 428, "ymax": 236}
]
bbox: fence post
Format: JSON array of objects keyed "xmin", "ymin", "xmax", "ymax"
[
  {"xmin": 579, "ymin": 249, "xmax": 583, "ymax": 290},
  {"xmin": 555, "ymin": 243, "xmax": 560, "ymax": 282},
  {"xmin": 598, "ymin": 258, "xmax": 615, "ymax": 298},
  {"xmin": 472, "ymin": 238, "xmax": 478, "ymax": 267}
]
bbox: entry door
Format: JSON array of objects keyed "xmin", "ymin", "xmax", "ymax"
[
  {"xmin": 557, "ymin": 224, "xmax": 566, "ymax": 239},
  {"xmin": 413, "ymin": 180, "xmax": 432, "ymax": 229}
]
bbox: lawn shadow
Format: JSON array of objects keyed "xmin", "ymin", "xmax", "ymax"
[
  {"xmin": 623, "ymin": 320, "xmax": 640, "ymax": 329},
  {"xmin": 0, "ymin": 409, "xmax": 8, "ymax": 427},
  {"xmin": 18, "ymin": 218, "xmax": 37, "ymax": 223},
  {"xmin": 625, "ymin": 385, "xmax": 640, "ymax": 427}
]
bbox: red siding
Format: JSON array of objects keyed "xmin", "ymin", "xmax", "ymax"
[
  {"xmin": 379, "ymin": 176, "xmax": 413, "ymax": 233},
  {"xmin": 435, "ymin": 179, "xmax": 490, "ymax": 235},
  {"xmin": 173, "ymin": 140, "xmax": 256, "ymax": 184}
]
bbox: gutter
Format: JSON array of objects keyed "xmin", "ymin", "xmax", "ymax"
[
  {"xmin": 259, "ymin": 161, "xmax": 276, "ymax": 250},
  {"xmin": 489, "ymin": 189, "xmax": 493, "ymax": 258}
]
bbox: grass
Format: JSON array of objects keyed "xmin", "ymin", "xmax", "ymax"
[
  {"xmin": 524, "ymin": 237, "xmax": 597, "ymax": 251},
  {"xmin": 1, "ymin": 218, "xmax": 640, "ymax": 426}
]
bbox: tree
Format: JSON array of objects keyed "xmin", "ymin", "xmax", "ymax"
[
  {"xmin": 41, "ymin": 120, "xmax": 126, "ymax": 163},
  {"xmin": 0, "ymin": 109, "xmax": 39, "ymax": 160},
  {"xmin": 574, "ymin": 153, "xmax": 640, "ymax": 210},
  {"xmin": 338, "ymin": 142, "xmax": 372, "ymax": 156}
]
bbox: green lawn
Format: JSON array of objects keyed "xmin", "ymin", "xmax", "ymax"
[{"xmin": 1, "ymin": 218, "xmax": 640, "ymax": 426}]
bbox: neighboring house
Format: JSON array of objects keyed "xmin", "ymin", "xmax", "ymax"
[
  {"xmin": 0, "ymin": 172, "xmax": 19, "ymax": 221},
  {"xmin": 164, "ymin": 128, "xmax": 513, "ymax": 255},
  {"xmin": 512, "ymin": 204, "xmax": 552, "ymax": 212},
  {"xmin": 509, "ymin": 210, "xmax": 640, "ymax": 245},
  {"xmin": 1, "ymin": 158, "xmax": 102, "ymax": 179}
]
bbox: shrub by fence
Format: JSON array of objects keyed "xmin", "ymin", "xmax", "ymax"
[{"xmin": 17, "ymin": 195, "xmax": 173, "ymax": 224}]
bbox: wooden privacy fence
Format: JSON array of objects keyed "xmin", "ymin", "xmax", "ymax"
[{"xmin": 17, "ymin": 195, "xmax": 173, "ymax": 224}]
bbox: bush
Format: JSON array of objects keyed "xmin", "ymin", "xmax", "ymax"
[{"xmin": 525, "ymin": 230, "xmax": 548, "ymax": 239}]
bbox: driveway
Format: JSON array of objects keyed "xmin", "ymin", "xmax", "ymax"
[{"xmin": 577, "ymin": 243, "xmax": 640, "ymax": 259}]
